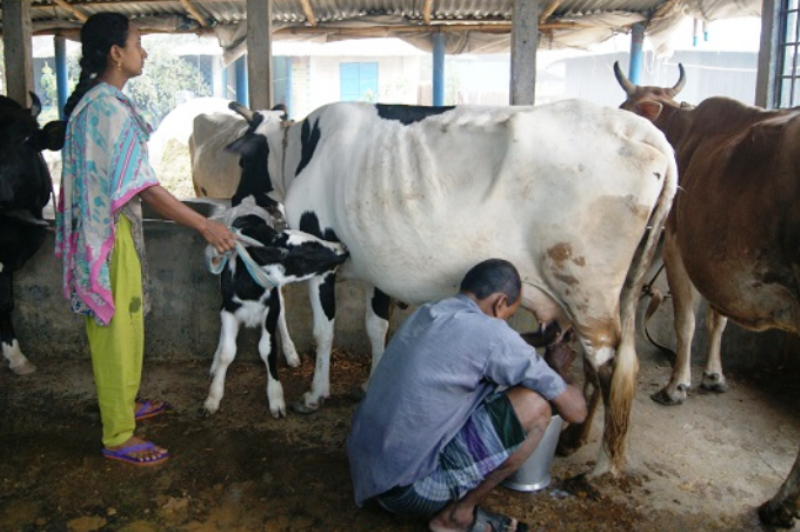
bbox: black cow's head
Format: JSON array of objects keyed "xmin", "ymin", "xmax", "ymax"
[{"xmin": 0, "ymin": 92, "xmax": 65, "ymax": 217}]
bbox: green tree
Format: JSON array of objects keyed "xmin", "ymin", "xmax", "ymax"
[
  {"xmin": 125, "ymin": 35, "xmax": 210, "ymax": 128},
  {"xmin": 40, "ymin": 61, "xmax": 58, "ymax": 108}
]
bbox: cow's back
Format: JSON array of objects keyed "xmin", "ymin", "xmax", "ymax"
[
  {"xmin": 673, "ymin": 102, "xmax": 800, "ymax": 331},
  {"xmin": 282, "ymin": 100, "xmax": 674, "ymax": 308}
]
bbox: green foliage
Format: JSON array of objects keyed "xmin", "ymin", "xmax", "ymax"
[
  {"xmin": 126, "ymin": 35, "xmax": 211, "ymax": 128},
  {"xmin": 40, "ymin": 62, "xmax": 58, "ymax": 108}
]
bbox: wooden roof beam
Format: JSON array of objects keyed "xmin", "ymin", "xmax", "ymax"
[
  {"xmin": 51, "ymin": 0, "xmax": 89, "ymax": 22},
  {"xmin": 422, "ymin": 0, "xmax": 434, "ymax": 25},
  {"xmin": 179, "ymin": 0, "xmax": 208, "ymax": 27},
  {"xmin": 299, "ymin": 0, "xmax": 318, "ymax": 26},
  {"xmin": 539, "ymin": 0, "xmax": 561, "ymax": 25}
]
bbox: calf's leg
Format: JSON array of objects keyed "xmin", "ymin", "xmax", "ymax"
[
  {"xmin": 276, "ymin": 288, "xmax": 300, "ymax": 368},
  {"xmin": 204, "ymin": 310, "xmax": 240, "ymax": 414},
  {"xmin": 261, "ymin": 293, "xmax": 287, "ymax": 418},
  {"xmin": 295, "ymin": 273, "xmax": 336, "ymax": 413},
  {"xmin": 0, "ymin": 272, "xmax": 36, "ymax": 375}
]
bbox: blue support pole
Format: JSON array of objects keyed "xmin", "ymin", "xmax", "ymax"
[
  {"xmin": 55, "ymin": 35, "xmax": 69, "ymax": 120},
  {"xmin": 235, "ymin": 55, "xmax": 249, "ymax": 106},
  {"xmin": 432, "ymin": 32, "xmax": 445, "ymax": 106},
  {"xmin": 628, "ymin": 23, "xmax": 645, "ymax": 85},
  {"xmin": 285, "ymin": 57, "xmax": 293, "ymax": 117}
]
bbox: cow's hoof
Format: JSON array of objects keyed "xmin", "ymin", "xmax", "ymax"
[
  {"xmin": 269, "ymin": 403, "xmax": 287, "ymax": 418},
  {"xmin": 758, "ymin": 499, "xmax": 798, "ymax": 528},
  {"xmin": 292, "ymin": 396, "xmax": 324, "ymax": 415},
  {"xmin": 700, "ymin": 372, "xmax": 729, "ymax": 393},
  {"xmin": 10, "ymin": 361, "xmax": 36, "ymax": 375},
  {"xmin": 203, "ymin": 398, "xmax": 220, "ymax": 415},
  {"xmin": 284, "ymin": 352, "xmax": 301, "ymax": 368},
  {"xmin": 650, "ymin": 387, "xmax": 686, "ymax": 406}
]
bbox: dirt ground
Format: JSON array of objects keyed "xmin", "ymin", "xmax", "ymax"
[{"xmin": 1, "ymin": 344, "xmax": 799, "ymax": 532}]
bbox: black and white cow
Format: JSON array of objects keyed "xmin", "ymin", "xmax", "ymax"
[
  {"xmin": 0, "ymin": 93, "xmax": 64, "ymax": 375},
  {"xmin": 203, "ymin": 110, "xmax": 348, "ymax": 417},
  {"xmin": 224, "ymin": 99, "xmax": 678, "ymax": 477}
]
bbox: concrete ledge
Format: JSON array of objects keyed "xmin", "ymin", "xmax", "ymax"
[{"xmin": 12, "ymin": 210, "xmax": 789, "ymax": 370}]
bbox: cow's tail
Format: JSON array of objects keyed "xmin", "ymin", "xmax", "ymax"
[{"xmin": 608, "ymin": 135, "xmax": 678, "ymax": 464}]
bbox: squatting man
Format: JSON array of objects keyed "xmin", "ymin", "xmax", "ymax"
[{"xmin": 347, "ymin": 258, "xmax": 587, "ymax": 532}]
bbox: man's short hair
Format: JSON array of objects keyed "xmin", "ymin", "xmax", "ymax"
[{"xmin": 459, "ymin": 259, "xmax": 521, "ymax": 304}]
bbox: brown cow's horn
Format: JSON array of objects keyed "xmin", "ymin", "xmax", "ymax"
[
  {"xmin": 228, "ymin": 101, "xmax": 255, "ymax": 122},
  {"xmin": 670, "ymin": 63, "xmax": 686, "ymax": 96},
  {"xmin": 613, "ymin": 61, "xmax": 636, "ymax": 96}
]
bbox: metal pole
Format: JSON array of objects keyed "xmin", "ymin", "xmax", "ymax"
[
  {"xmin": 235, "ymin": 55, "xmax": 249, "ymax": 106},
  {"xmin": 432, "ymin": 32, "xmax": 445, "ymax": 106},
  {"xmin": 55, "ymin": 35, "xmax": 69, "ymax": 119},
  {"xmin": 628, "ymin": 23, "xmax": 645, "ymax": 84}
]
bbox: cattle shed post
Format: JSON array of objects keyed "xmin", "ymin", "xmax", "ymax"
[
  {"xmin": 432, "ymin": 31, "xmax": 446, "ymax": 106},
  {"xmin": 627, "ymin": 23, "xmax": 645, "ymax": 84},
  {"xmin": 510, "ymin": 0, "xmax": 542, "ymax": 105},
  {"xmin": 235, "ymin": 56, "xmax": 249, "ymax": 106},
  {"xmin": 55, "ymin": 35, "xmax": 69, "ymax": 119},
  {"xmin": 247, "ymin": 0, "xmax": 274, "ymax": 110},
  {"xmin": 3, "ymin": 0, "xmax": 35, "ymax": 104},
  {"xmin": 756, "ymin": 0, "xmax": 781, "ymax": 108}
]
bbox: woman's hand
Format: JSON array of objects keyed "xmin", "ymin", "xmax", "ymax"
[
  {"xmin": 139, "ymin": 185, "xmax": 237, "ymax": 253},
  {"xmin": 200, "ymin": 218, "xmax": 237, "ymax": 254}
]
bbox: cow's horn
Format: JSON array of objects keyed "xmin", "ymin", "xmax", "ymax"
[
  {"xmin": 670, "ymin": 63, "xmax": 686, "ymax": 96},
  {"xmin": 29, "ymin": 91, "xmax": 42, "ymax": 118},
  {"xmin": 613, "ymin": 61, "xmax": 636, "ymax": 96},
  {"xmin": 229, "ymin": 101, "xmax": 255, "ymax": 122}
]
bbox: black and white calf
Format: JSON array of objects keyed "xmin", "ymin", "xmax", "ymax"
[
  {"xmin": 204, "ymin": 196, "xmax": 348, "ymax": 417},
  {"xmin": 0, "ymin": 93, "xmax": 64, "ymax": 375}
]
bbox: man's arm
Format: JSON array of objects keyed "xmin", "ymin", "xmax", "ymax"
[{"xmin": 551, "ymin": 384, "xmax": 587, "ymax": 424}]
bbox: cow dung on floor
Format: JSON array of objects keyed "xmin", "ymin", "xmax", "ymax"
[{"xmin": 1, "ymin": 346, "xmax": 798, "ymax": 531}]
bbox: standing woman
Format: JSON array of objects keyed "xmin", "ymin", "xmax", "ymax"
[{"xmin": 55, "ymin": 13, "xmax": 236, "ymax": 466}]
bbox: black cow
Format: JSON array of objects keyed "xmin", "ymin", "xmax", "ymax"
[
  {"xmin": 0, "ymin": 93, "xmax": 64, "ymax": 375},
  {"xmin": 203, "ymin": 105, "xmax": 349, "ymax": 417}
]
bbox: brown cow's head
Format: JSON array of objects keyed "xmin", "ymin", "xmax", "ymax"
[
  {"xmin": 614, "ymin": 62, "xmax": 688, "ymax": 118},
  {"xmin": 614, "ymin": 62, "xmax": 693, "ymax": 142}
]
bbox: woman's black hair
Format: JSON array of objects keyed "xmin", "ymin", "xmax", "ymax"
[
  {"xmin": 459, "ymin": 258, "xmax": 522, "ymax": 304},
  {"xmin": 63, "ymin": 13, "xmax": 130, "ymax": 119}
]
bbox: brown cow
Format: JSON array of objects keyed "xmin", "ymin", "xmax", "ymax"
[{"xmin": 615, "ymin": 62, "xmax": 800, "ymax": 528}]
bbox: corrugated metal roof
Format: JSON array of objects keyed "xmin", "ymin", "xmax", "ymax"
[{"xmin": 17, "ymin": 0, "xmax": 759, "ymax": 53}]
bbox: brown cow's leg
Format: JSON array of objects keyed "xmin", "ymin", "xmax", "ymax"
[
  {"xmin": 652, "ymin": 232, "xmax": 694, "ymax": 405},
  {"xmin": 758, "ymin": 446, "xmax": 800, "ymax": 527},
  {"xmin": 700, "ymin": 307, "xmax": 729, "ymax": 392}
]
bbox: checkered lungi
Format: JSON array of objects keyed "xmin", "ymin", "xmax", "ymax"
[{"xmin": 376, "ymin": 392, "xmax": 527, "ymax": 515}]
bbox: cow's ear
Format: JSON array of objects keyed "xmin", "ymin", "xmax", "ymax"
[
  {"xmin": 633, "ymin": 101, "xmax": 663, "ymax": 122},
  {"xmin": 225, "ymin": 134, "xmax": 259, "ymax": 157},
  {"xmin": 271, "ymin": 103, "xmax": 289, "ymax": 121},
  {"xmin": 40, "ymin": 120, "xmax": 66, "ymax": 151}
]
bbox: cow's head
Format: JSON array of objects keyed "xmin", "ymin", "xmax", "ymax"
[
  {"xmin": 614, "ymin": 62, "xmax": 694, "ymax": 142},
  {"xmin": 0, "ymin": 92, "xmax": 66, "ymax": 216},
  {"xmin": 225, "ymin": 102, "xmax": 290, "ymax": 207}
]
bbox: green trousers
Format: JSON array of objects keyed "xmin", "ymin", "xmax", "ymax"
[{"xmin": 85, "ymin": 215, "xmax": 144, "ymax": 448}]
